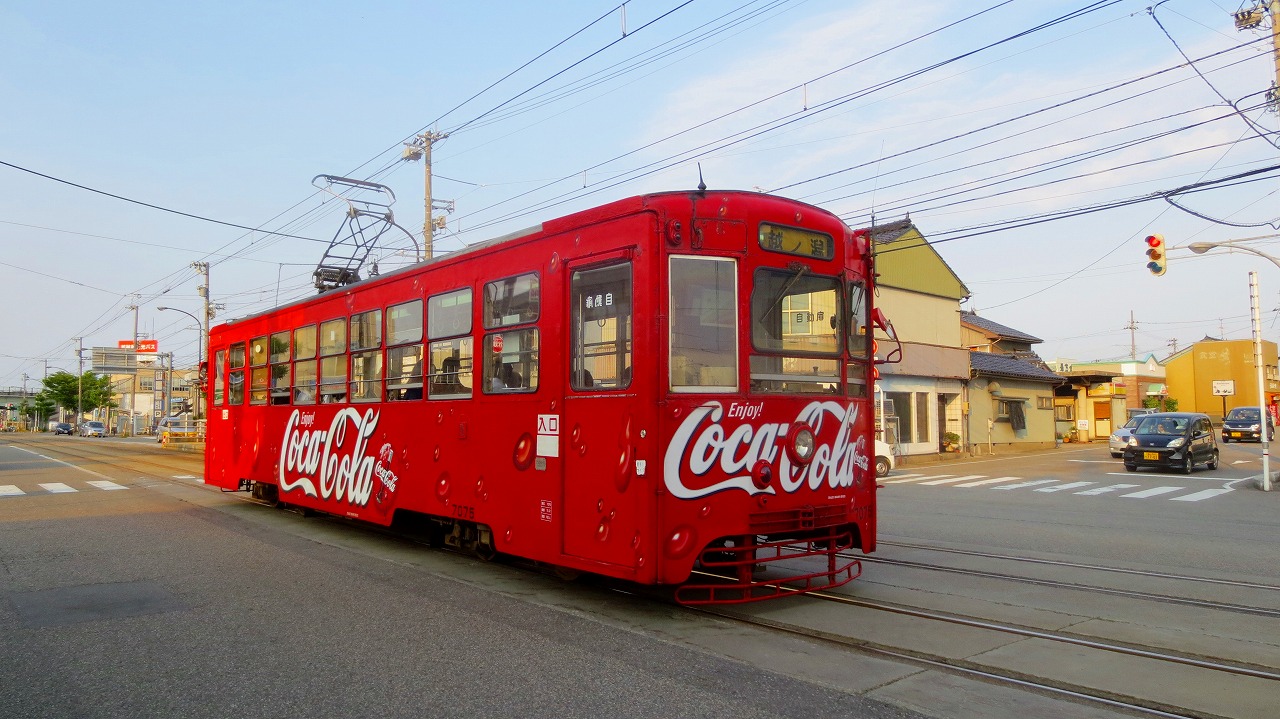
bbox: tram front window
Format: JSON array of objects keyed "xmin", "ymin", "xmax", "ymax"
[
  {"xmin": 669, "ymin": 256, "xmax": 737, "ymax": 391},
  {"xmin": 749, "ymin": 268, "xmax": 840, "ymax": 394}
]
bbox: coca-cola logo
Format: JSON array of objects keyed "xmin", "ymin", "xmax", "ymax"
[
  {"xmin": 663, "ymin": 400, "xmax": 869, "ymax": 500},
  {"xmin": 278, "ymin": 408, "xmax": 389, "ymax": 508}
]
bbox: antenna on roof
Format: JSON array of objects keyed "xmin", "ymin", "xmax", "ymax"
[{"xmin": 696, "ymin": 163, "xmax": 707, "ymax": 192}]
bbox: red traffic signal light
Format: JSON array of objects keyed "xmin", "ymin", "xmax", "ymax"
[{"xmin": 1145, "ymin": 234, "xmax": 1166, "ymax": 276}]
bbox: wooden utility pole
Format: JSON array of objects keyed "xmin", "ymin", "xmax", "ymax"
[{"xmin": 1234, "ymin": 1, "xmax": 1280, "ymax": 110}]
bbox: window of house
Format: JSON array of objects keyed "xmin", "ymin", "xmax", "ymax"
[
  {"xmin": 884, "ymin": 391, "xmax": 931, "ymax": 444},
  {"xmin": 1036, "ymin": 396, "xmax": 1053, "ymax": 410},
  {"xmin": 670, "ymin": 256, "xmax": 737, "ymax": 391},
  {"xmin": 570, "ymin": 263, "xmax": 632, "ymax": 390},
  {"xmin": 1054, "ymin": 404, "xmax": 1075, "ymax": 421},
  {"xmin": 428, "ymin": 289, "xmax": 473, "ymax": 399}
]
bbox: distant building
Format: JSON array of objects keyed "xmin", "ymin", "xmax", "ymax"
[
  {"xmin": 1164, "ymin": 337, "xmax": 1279, "ymax": 421},
  {"xmin": 1053, "ymin": 356, "xmax": 1166, "ymax": 441}
]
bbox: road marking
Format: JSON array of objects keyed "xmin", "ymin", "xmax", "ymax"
[
  {"xmin": 1035, "ymin": 481, "xmax": 1095, "ymax": 492},
  {"xmin": 1066, "ymin": 460, "xmax": 1116, "ymax": 464},
  {"xmin": 1171, "ymin": 488, "xmax": 1234, "ymax": 502},
  {"xmin": 86, "ymin": 480, "xmax": 128, "ymax": 491},
  {"xmin": 956, "ymin": 476, "xmax": 1023, "ymax": 487},
  {"xmin": 1075, "ymin": 484, "xmax": 1140, "ymax": 495},
  {"xmin": 1231, "ymin": 460, "xmax": 1253, "ymax": 465},
  {"xmin": 992, "ymin": 479, "xmax": 1058, "ymax": 490},
  {"xmin": 172, "ymin": 475, "xmax": 199, "ymax": 479},
  {"xmin": 38, "ymin": 483, "xmax": 76, "ymax": 494},
  {"xmin": 1120, "ymin": 486, "xmax": 1184, "ymax": 498},
  {"xmin": 9, "ymin": 447, "xmax": 114, "ymax": 479},
  {"xmin": 884, "ymin": 475, "xmax": 944, "ymax": 484},
  {"xmin": 920, "ymin": 475, "xmax": 987, "ymax": 485},
  {"xmin": 0, "ymin": 485, "xmax": 25, "ymax": 497}
]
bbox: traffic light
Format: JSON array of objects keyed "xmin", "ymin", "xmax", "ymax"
[{"xmin": 1145, "ymin": 234, "xmax": 1166, "ymax": 276}]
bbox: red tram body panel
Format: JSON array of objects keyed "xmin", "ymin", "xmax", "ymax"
[{"xmin": 204, "ymin": 191, "xmax": 882, "ymax": 603}]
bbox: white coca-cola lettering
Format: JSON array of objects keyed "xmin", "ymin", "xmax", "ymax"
[
  {"xmin": 279, "ymin": 408, "xmax": 381, "ymax": 507},
  {"xmin": 664, "ymin": 400, "xmax": 870, "ymax": 501}
]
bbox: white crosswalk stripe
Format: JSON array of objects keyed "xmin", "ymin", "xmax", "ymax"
[
  {"xmin": 38, "ymin": 483, "xmax": 76, "ymax": 494},
  {"xmin": 0, "ymin": 485, "xmax": 25, "ymax": 497},
  {"xmin": 86, "ymin": 480, "xmax": 128, "ymax": 491},
  {"xmin": 955, "ymin": 476, "xmax": 1022, "ymax": 487},
  {"xmin": 883, "ymin": 475, "xmax": 939, "ymax": 484},
  {"xmin": 1170, "ymin": 488, "xmax": 1234, "ymax": 502},
  {"xmin": 1120, "ymin": 486, "xmax": 1184, "ymax": 498},
  {"xmin": 1075, "ymin": 484, "xmax": 1140, "ymax": 495},
  {"xmin": 920, "ymin": 475, "xmax": 987, "ymax": 485},
  {"xmin": 992, "ymin": 479, "xmax": 1058, "ymax": 491},
  {"xmin": 1035, "ymin": 481, "xmax": 1094, "ymax": 493}
]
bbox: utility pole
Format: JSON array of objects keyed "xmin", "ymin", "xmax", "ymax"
[
  {"xmin": 128, "ymin": 299, "xmax": 140, "ymax": 434},
  {"xmin": 1250, "ymin": 271, "xmax": 1272, "ymax": 491},
  {"xmin": 1126, "ymin": 311, "xmax": 1138, "ymax": 360},
  {"xmin": 401, "ymin": 131, "xmax": 451, "ymax": 260},
  {"xmin": 193, "ymin": 261, "xmax": 211, "ymax": 423},
  {"xmin": 1234, "ymin": 1, "xmax": 1280, "ymax": 110},
  {"xmin": 75, "ymin": 338, "xmax": 83, "ymax": 426}
]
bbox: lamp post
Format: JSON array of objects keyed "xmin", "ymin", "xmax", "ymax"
[
  {"xmin": 157, "ymin": 306, "xmax": 203, "ymax": 422},
  {"xmin": 1189, "ymin": 242, "xmax": 1275, "ymax": 491}
]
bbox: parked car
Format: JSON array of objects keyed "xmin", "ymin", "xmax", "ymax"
[
  {"xmin": 1108, "ymin": 416, "xmax": 1142, "ymax": 458},
  {"xmin": 874, "ymin": 439, "xmax": 895, "ymax": 478},
  {"xmin": 53, "ymin": 422, "xmax": 73, "ymax": 435},
  {"xmin": 1122, "ymin": 412, "xmax": 1218, "ymax": 474},
  {"xmin": 1221, "ymin": 406, "xmax": 1273, "ymax": 443},
  {"xmin": 79, "ymin": 421, "xmax": 107, "ymax": 437}
]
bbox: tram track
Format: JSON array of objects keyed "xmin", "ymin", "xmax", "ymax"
[{"xmin": 691, "ymin": 567, "xmax": 1279, "ymax": 719}]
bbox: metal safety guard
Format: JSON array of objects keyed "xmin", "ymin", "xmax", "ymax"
[{"xmin": 674, "ymin": 528, "xmax": 861, "ymax": 605}]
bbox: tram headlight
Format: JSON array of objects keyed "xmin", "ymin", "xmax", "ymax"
[{"xmin": 788, "ymin": 425, "xmax": 817, "ymax": 465}]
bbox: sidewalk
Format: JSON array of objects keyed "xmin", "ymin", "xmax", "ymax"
[{"xmin": 894, "ymin": 440, "xmax": 1090, "ymax": 469}]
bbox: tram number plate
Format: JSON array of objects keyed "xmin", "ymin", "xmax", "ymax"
[{"xmin": 1143, "ymin": 452, "xmax": 1159, "ymax": 460}]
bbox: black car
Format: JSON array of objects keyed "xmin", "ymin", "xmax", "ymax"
[
  {"xmin": 1221, "ymin": 406, "xmax": 1273, "ymax": 443},
  {"xmin": 53, "ymin": 422, "xmax": 73, "ymax": 435},
  {"xmin": 1123, "ymin": 412, "xmax": 1219, "ymax": 474}
]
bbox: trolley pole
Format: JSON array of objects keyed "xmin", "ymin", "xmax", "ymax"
[{"xmin": 1250, "ymin": 271, "xmax": 1272, "ymax": 491}]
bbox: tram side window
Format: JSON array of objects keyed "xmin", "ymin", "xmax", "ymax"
[
  {"xmin": 214, "ymin": 349, "xmax": 226, "ymax": 405},
  {"xmin": 748, "ymin": 268, "xmax": 841, "ymax": 395},
  {"xmin": 269, "ymin": 331, "xmax": 290, "ymax": 405},
  {"xmin": 483, "ymin": 273, "xmax": 539, "ymax": 329},
  {"xmin": 570, "ymin": 263, "xmax": 632, "ymax": 390},
  {"xmin": 483, "ymin": 329, "xmax": 538, "ymax": 394},
  {"xmin": 427, "ymin": 288, "xmax": 473, "ymax": 399},
  {"xmin": 350, "ymin": 309, "xmax": 383, "ymax": 402},
  {"xmin": 228, "ymin": 343, "xmax": 245, "ymax": 405},
  {"xmin": 248, "ymin": 336, "xmax": 269, "ymax": 405},
  {"xmin": 293, "ymin": 325, "xmax": 317, "ymax": 405},
  {"xmin": 845, "ymin": 280, "xmax": 871, "ymax": 399},
  {"xmin": 318, "ymin": 318, "xmax": 347, "ymax": 403},
  {"xmin": 669, "ymin": 256, "xmax": 737, "ymax": 391},
  {"xmin": 386, "ymin": 300, "xmax": 424, "ymax": 401}
]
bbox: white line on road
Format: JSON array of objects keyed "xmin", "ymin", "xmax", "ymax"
[
  {"xmin": 1035, "ymin": 482, "xmax": 1095, "ymax": 492},
  {"xmin": 1120, "ymin": 486, "xmax": 1184, "ymax": 498},
  {"xmin": 0, "ymin": 485, "xmax": 25, "ymax": 497},
  {"xmin": 38, "ymin": 482, "xmax": 76, "ymax": 494},
  {"xmin": 920, "ymin": 475, "xmax": 988, "ymax": 485},
  {"xmin": 884, "ymin": 475, "xmax": 943, "ymax": 484},
  {"xmin": 992, "ymin": 479, "xmax": 1058, "ymax": 490},
  {"xmin": 956, "ymin": 476, "xmax": 1023, "ymax": 487},
  {"xmin": 9, "ymin": 447, "xmax": 114, "ymax": 479},
  {"xmin": 1170, "ymin": 488, "xmax": 1235, "ymax": 502},
  {"xmin": 1075, "ymin": 484, "xmax": 1140, "ymax": 495},
  {"xmin": 86, "ymin": 480, "xmax": 128, "ymax": 491}
]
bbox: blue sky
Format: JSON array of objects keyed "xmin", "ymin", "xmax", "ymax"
[{"xmin": 2, "ymin": 0, "xmax": 1277, "ymax": 389}]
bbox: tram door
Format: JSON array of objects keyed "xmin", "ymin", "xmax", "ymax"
[{"xmin": 561, "ymin": 240, "xmax": 644, "ymax": 568}]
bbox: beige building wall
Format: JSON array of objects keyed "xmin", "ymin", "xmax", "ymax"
[
  {"xmin": 876, "ymin": 287, "xmax": 962, "ymax": 348},
  {"xmin": 1165, "ymin": 339, "xmax": 1279, "ymax": 420},
  {"xmin": 967, "ymin": 378, "xmax": 1058, "ymax": 451}
]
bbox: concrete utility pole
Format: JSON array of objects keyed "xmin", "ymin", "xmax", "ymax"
[
  {"xmin": 1250, "ymin": 272, "xmax": 1272, "ymax": 491},
  {"xmin": 75, "ymin": 337, "xmax": 83, "ymax": 425},
  {"xmin": 1234, "ymin": 1, "xmax": 1280, "ymax": 109},
  {"xmin": 402, "ymin": 131, "xmax": 451, "ymax": 260},
  {"xmin": 1126, "ymin": 311, "xmax": 1138, "ymax": 360}
]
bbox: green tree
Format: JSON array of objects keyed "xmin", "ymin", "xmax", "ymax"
[
  {"xmin": 1142, "ymin": 396, "xmax": 1179, "ymax": 412},
  {"xmin": 41, "ymin": 371, "xmax": 117, "ymax": 417}
]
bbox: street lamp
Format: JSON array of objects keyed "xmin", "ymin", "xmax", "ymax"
[
  {"xmin": 157, "ymin": 306, "xmax": 203, "ymax": 422},
  {"xmin": 1188, "ymin": 241, "xmax": 1275, "ymax": 491}
]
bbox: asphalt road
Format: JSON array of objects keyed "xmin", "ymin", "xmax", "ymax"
[{"xmin": 0, "ymin": 435, "xmax": 922, "ymax": 719}]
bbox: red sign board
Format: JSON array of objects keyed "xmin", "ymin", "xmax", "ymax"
[{"xmin": 118, "ymin": 339, "xmax": 159, "ymax": 353}]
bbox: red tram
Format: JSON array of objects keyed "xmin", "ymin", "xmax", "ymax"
[{"xmin": 204, "ymin": 190, "xmax": 889, "ymax": 603}]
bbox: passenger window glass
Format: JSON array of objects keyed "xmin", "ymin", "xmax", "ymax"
[
  {"xmin": 570, "ymin": 263, "xmax": 632, "ymax": 390},
  {"xmin": 270, "ymin": 363, "xmax": 290, "ymax": 405},
  {"xmin": 387, "ymin": 300, "xmax": 423, "ymax": 345},
  {"xmin": 350, "ymin": 350, "xmax": 383, "ymax": 402},
  {"xmin": 293, "ymin": 359, "xmax": 317, "ymax": 405},
  {"xmin": 250, "ymin": 367, "xmax": 268, "ymax": 405},
  {"xmin": 320, "ymin": 356, "xmax": 347, "ymax": 402},
  {"xmin": 294, "ymin": 326, "xmax": 317, "ymax": 360},
  {"xmin": 669, "ymin": 256, "xmax": 737, "ymax": 391},
  {"xmin": 350, "ymin": 310, "xmax": 382, "ymax": 351},
  {"xmin": 428, "ymin": 338, "xmax": 473, "ymax": 399},
  {"xmin": 483, "ymin": 329, "xmax": 538, "ymax": 394},
  {"xmin": 428, "ymin": 288, "xmax": 472, "ymax": 339},
  {"xmin": 249, "ymin": 336, "xmax": 268, "ymax": 367},
  {"xmin": 484, "ymin": 273, "xmax": 540, "ymax": 329},
  {"xmin": 320, "ymin": 318, "xmax": 346, "ymax": 357},
  {"xmin": 214, "ymin": 350, "xmax": 226, "ymax": 405},
  {"xmin": 269, "ymin": 332, "xmax": 290, "ymax": 364},
  {"xmin": 229, "ymin": 343, "xmax": 246, "ymax": 370}
]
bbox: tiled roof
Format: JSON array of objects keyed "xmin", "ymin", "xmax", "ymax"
[
  {"xmin": 960, "ymin": 311, "xmax": 1042, "ymax": 344},
  {"xmin": 970, "ymin": 351, "xmax": 1064, "ymax": 383}
]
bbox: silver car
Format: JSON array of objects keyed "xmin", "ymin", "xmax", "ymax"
[
  {"xmin": 79, "ymin": 421, "xmax": 107, "ymax": 437},
  {"xmin": 1109, "ymin": 417, "xmax": 1141, "ymax": 457}
]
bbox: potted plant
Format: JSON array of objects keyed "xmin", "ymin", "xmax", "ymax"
[{"xmin": 943, "ymin": 432, "xmax": 961, "ymax": 451}]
